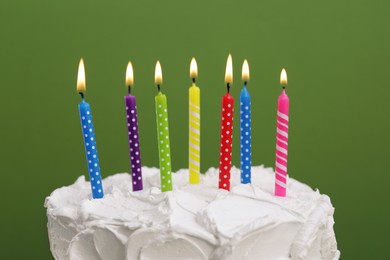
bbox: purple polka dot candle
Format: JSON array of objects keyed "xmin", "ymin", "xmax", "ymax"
[{"xmin": 125, "ymin": 62, "xmax": 143, "ymax": 191}]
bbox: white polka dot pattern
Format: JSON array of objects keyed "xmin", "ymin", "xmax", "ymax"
[
  {"xmin": 125, "ymin": 95, "xmax": 143, "ymax": 191},
  {"xmin": 219, "ymin": 93, "xmax": 234, "ymax": 191},
  {"xmin": 155, "ymin": 92, "xmax": 172, "ymax": 192},
  {"xmin": 240, "ymin": 86, "xmax": 251, "ymax": 184},
  {"xmin": 79, "ymin": 100, "xmax": 104, "ymax": 199}
]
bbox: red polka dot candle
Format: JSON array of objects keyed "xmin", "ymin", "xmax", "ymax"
[
  {"xmin": 124, "ymin": 62, "xmax": 143, "ymax": 191},
  {"xmin": 76, "ymin": 58, "xmax": 104, "ymax": 199},
  {"xmin": 219, "ymin": 54, "xmax": 234, "ymax": 191},
  {"xmin": 274, "ymin": 68, "xmax": 290, "ymax": 197}
]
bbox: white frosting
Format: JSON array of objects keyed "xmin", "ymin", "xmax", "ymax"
[{"xmin": 45, "ymin": 166, "xmax": 340, "ymax": 260}]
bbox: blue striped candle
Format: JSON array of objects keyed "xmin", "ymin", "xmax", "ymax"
[
  {"xmin": 240, "ymin": 60, "xmax": 251, "ymax": 184},
  {"xmin": 77, "ymin": 59, "xmax": 104, "ymax": 199}
]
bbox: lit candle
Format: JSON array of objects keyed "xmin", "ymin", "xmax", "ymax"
[
  {"xmin": 274, "ymin": 68, "xmax": 289, "ymax": 197},
  {"xmin": 77, "ymin": 58, "xmax": 104, "ymax": 199},
  {"xmin": 155, "ymin": 61, "xmax": 173, "ymax": 192},
  {"xmin": 189, "ymin": 58, "xmax": 200, "ymax": 184},
  {"xmin": 240, "ymin": 59, "xmax": 251, "ymax": 184},
  {"xmin": 219, "ymin": 54, "xmax": 234, "ymax": 191},
  {"xmin": 124, "ymin": 62, "xmax": 143, "ymax": 191}
]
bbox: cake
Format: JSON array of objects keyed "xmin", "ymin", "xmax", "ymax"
[{"xmin": 45, "ymin": 166, "xmax": 340, "ymax": 260}]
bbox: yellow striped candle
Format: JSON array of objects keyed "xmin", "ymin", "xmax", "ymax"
[{"xmin": 189, "ymin": 58, "xmax": 200, "ymax": 184}]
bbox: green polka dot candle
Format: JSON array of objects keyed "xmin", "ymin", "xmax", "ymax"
[{"xmin": 155, "ymin": 61, "xmax": 172, "ymax": 192}]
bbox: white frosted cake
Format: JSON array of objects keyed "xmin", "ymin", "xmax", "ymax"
[{"xmin": 45, "ymin": 166, "xmax": 340, "ymax": 260}]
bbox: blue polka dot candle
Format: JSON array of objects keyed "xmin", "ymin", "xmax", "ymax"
[
  {"xmin": 240, "ymin": 60, "xmax": 251, "ymax": 184},
  {"xmin": 77, "ymin": 58, "xmax": 104, "ymax": 199},
  {"xmin": 124, "ymin": 61, "xmax": 143, "ymax": 191}
]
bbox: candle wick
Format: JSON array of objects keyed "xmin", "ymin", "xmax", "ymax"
[
  {"xmin": 192, "ymin": 78, "xmax": 196, "ymax": 84},
  {"xmin": 157, "ymin": 84, "xmax": 161, "ymax": 92},
  {"xmin": 282, "ymin": 86, "xmax": 286, "ymax": 90},
  {"xmin": 79, "ymin": 92, "xmax": 84, "ymax": 100},
  {"xmin": 227, "ymin": 83, "xmax": 230, "ymax": 93},
  {"xmin": 244, "ymin": 81, "xmax": 247, "ymax": 86},
  {"xmin": 128, "ymin": 85, "xmax": 132, "ymax": 95}
]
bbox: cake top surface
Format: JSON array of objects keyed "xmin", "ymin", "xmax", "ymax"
[{"xmin": 45, "ymin": 166, "xmax": 338, "ymax": 260}]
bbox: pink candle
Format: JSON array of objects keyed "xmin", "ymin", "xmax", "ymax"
[{"xmin": 274, "ymin": 68, "xmax": 289, "ymax": 197}]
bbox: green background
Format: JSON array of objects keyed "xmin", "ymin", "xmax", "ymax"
[{"xmin": 0, "ymin": 0, "xmax": 388, "ymax": 259}]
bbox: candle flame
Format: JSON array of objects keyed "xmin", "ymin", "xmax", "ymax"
[
  {"xmin": 190, "ymin": 58, "xmax": 198, "ymax": 79},
  {"xmin": 225, "ymin": 54, "xmax": 233, "ymax": 84},
  {"xmin": 242, "ymin": 59, "xmax": 249, "ymax": 82},
  {"xmin": 155, "ymin": 61, "xmax": 163, "ymax": 85},
  {"xmin": 126, "ymin": 61, "xmax": 134, "ymax": 87},
  {"xmin": 280, "ymin": 68, "xmax": 288, "ymax": 86},
  {"xmin": 77, "ymin": 58, "xmax": 86, "ymax": 93}
]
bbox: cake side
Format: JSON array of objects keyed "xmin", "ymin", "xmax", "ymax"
[{"xmin": 45, "ymin": 166, "xmax": 340, "ymax": 260}]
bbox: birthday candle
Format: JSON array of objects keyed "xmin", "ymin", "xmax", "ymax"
[
  {"xmin": 219, "ymin": 54, "xmax": 234, "ymax": 191},
  {"xmin": 124, "ymin": 62, "xmax": 143, "ymax": 191},
  {"xmin": 77, "ymin": 58, "xmax": 104, "ymax": 199},
  {"xmin": 155, "ymin": 61, "xmax": 173, "ymax": 192},
  {"xmin": 274, "ymin": 68, "xmax": 290, "ymax": 197},
  {"xmin": 189, "ymin": 58, "xmax": 200, "ymax": 184},
  {"xmin": 240, "ymin": 60, "xmax": 251, "ymax": 184}
]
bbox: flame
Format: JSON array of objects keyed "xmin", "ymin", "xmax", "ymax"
[
  {"xmin": 77, "ymin": 58, "xmax": 86, "ymax": 93},
  {"xmin": 126, "ymin": 61, "xmax": 134, "ymax": 87},
  {"xmin": 242, "ymin": 59, "xmax": 249, "ymax": 82},
  {"xmin": 280, "ymin": 68, "xmax": 287, "ymax": 86},
  {"xmin": 224, "ymin": 54, "xmax": 233, "ymax": 84},
  {"xmin": 155, "ymin": 61, "xmax": 163, "ymax": 85},
  {"xmin": 190, "ymin": 58, "xmax": 198, "ymax": 79}
]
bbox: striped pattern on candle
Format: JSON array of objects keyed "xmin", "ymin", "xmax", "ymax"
[
  {"xmin": 189, "ymin": 101, "xmax": 200, "ymax": 184},
  {"xmin": 275, "ymin": 110, "xmax": 289, "ymax": 196}
]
